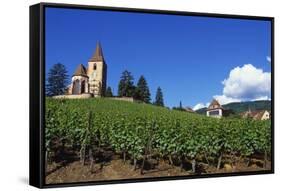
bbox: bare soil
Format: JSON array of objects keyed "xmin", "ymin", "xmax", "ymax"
[{"xmin": 46, "ymin": 154, "xmax": 271, "ymax": 184}]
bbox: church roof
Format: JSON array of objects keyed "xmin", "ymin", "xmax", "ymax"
[
  {"xmin": 89, "ymin": 42, "xmax": 104, "ymax": 62},
  {"xmin": 207, "ymin": 99, "xmax": 223, "ymax": 110},
  {"xmin": 73, "ymin": 64, "xmax": 88, "ymax": 77}
]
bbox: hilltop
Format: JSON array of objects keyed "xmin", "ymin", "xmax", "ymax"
[{"xmin": 195, "ymin": 100, "xmax": 271, "ymax": 115}]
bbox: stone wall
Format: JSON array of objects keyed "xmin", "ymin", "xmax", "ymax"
[
  {"xmin": 108, "ymin": 97, "xmax": 135, "ymax": 102},
  {"xmin": 52, "ymin": 95, "xmax": 135, "ymax": 103},
  {"xmin": 53, "ymin": 93, "xmax": 92, "ymax": 99}
]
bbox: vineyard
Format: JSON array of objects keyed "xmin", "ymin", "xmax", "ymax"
[{"xmin": 45, "ymin": 98, "xmax": 271, "ymax": 182}]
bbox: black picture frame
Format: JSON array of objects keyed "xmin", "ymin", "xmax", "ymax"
[{"xmin": 30, "ymin": 2, "xmax": 274, "ymax": 188}]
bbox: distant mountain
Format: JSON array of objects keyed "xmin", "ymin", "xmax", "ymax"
[
  {"xmin": 195, "ymin": 108, "xmax": 208, "ymax": 115},
  {"xmin": 195, "ymin": 100, "xmax": 271, "ymax": 115}
]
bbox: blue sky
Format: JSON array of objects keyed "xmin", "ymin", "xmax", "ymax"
[{"xmin": 45, "ymin": 7, "xmax": 271, "ymax": 109}]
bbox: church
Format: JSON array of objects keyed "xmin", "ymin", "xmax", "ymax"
[{"xmin": 66, "ymin": 42, "xmax": 107, "ymax": 97}]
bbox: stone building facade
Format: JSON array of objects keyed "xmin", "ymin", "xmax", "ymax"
[{"xmin": 67, "ymin": 42, "xmax": 107, "ymax": 97}]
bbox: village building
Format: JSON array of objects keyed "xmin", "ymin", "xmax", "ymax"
[
  {"xmin": 253, "ymin": 110, "xmax": 271, "ymax": 120},
  {"xmin": 241, "ymin": 109, "xmax": 270, "ymax": 120},
  {"xmin": 66, "ymin": 42, "xmax": 107, "ymax": 97},
  {"xmin": 206, "ymin": 99, "xmax": 224, "ymax": 118},
  {"xmin": 184, "ymin": 107, "xmax": 195, "ymax": 113}
]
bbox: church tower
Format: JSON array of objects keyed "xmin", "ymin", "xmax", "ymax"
[{"xmin": 87, "ymin": 42, "xmax": 107, "ymax": 97}]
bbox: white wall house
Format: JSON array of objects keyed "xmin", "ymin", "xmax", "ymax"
[
  {"xmin": 206, "ymin": 99, "xmax": 224, "ymax": 118},
  {"xmin": 259, "ymin": 110, "xmax": 270, "ymax": 120}
]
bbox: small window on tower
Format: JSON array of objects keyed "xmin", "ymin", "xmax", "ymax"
[{"xmin": 94, "ymin": 64, "xmax": 97, "ymax": 70}]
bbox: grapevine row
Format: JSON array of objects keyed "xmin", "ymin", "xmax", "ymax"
[{"xmin": 45, "ymin": 98, "xmax": 271, "ymax": 173}]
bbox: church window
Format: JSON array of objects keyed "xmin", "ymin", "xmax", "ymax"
[
  {"xmin": 72, "ymin": 79, "xmax": 80, "ymax": 95},
  {"xmin": 94, "ymin": 64, "xmax": 97, "ymax": 70},
  {"xmin": 81, "ymin": 81, "xmax": 85, "ymax": 94}
]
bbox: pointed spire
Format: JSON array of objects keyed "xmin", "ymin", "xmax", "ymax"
[
  {"xmin": 89, "ymin": 42, "xmax": 104, "ymax": 62},
  {"xmin": 73, "ymin": 64, "xmax": 88, "ymax": 77}
]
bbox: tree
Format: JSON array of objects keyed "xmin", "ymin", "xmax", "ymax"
[
  {"xmin": 135, "ymin": 75, "xmax": 151, "ymax": 103},
  {"xmin": 105, "ymin": 86, "xmax": 113, "ymax": 97},
  {"xmin": 118, "ymin": 70, "xmax": 135, "ymax": 97},
  {"xmin": 172, "ymin": 101, "xmax": 186, "ymax": 111},
  {"xmin": 46, "ymin": 63, "xmax": 69, "ymax": 96},
  {"xmin": 154, "ymin": 87, "xmax": 164, "ymax": 107}
]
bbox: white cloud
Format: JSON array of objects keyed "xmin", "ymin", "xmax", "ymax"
[
  {"xmin": 213, "ymin": 95, "xmax": 241, "ymax": 105},
  {"xmin": 193, "ymin": 64, "xmax": 271, "ymax": 108},
  {"xmin": 193, "ymin": 102, "xmax": 209, "ymax": 110},
  {"xmin": 222, "ymin": 64, "xmax": 271, "ymax": 100},
  {"xmin": 267, "ymin": 56, "xmax": 271, "ymax": 63},
  {"xmin": 252, "ymin": 96, "xmax": 271, "ymax": 101}
]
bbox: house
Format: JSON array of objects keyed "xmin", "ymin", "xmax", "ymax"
[
  {"xmin": 206, "ymin": 99, "xmax": 224, "ymax": 118},
  {"xmin": 184, "ymin": 107, "xmax": 195, "ymax": 113},
  {"xmin": 254, "ymin": 110, "xmax": 270, "ymax": 120},
  {"xmin": 241, "ymin": 110, "xmax": 270, "ymax": 120}
]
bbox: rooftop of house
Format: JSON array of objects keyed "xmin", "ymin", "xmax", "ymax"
[
  {"xmin": 207, "ymin": 99, "xmax": 223, "ymax": 110},
  {"xmin": 241, "ymin": 110, "xmax": 270, "ymax": 120},
  {"xmin": 184, "ymin": 107, "xmax": 195, "ymax": 113}
]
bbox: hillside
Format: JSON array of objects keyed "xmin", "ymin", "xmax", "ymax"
[
  {"xmin": 47, "ymin": 97, "xmax": 204, "ymax": 120},
  {"xmin": 196, "ymin": 100, "xmax": 271, "ymax": 115},
  {"xmin": 46, "ymin": 97, "xmax": 271, "ymax": 183}
]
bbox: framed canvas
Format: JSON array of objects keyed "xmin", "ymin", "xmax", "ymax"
[{"xmin": 29, "ymin": 2, "xmax": 274, "ymax": 188}]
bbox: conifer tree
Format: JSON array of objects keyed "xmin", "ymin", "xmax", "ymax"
[
  {"xmin": 105, "ymin": 86, "xmax": 113, "ymax": 97},
  {"xmin": 154, "ymin": 87, "xmax": 164, "ymax": 107},
  {"xmin": 118, "ymin": 70, "xmax": 135, "ymax": 97},
  {"xmin": 135, "ymin": 75, "xmax": 151, "ymax": 103},
  {"xmin": 46, "ymin": 63, "xmax": 69, "ymax": 96}
]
